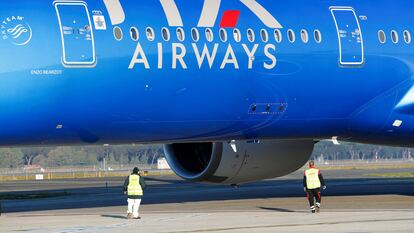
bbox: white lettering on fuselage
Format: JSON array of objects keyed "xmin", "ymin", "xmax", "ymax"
[
  {"xmin": 192, "ymin": 43, "xmax": 219, "ymax": 69},
  {"xmin": 172, "ymin": 43, "xmax": 187, "ymax": 69},
  {"xmin": 242, "ymin": 44, "xmax": 258, "ymax": 69},
  {"xmin": 128, "ymin": 43, "xmax": 150, "ymax": 69},
  {"xmin": 264, "ymin": 44, "xmax": 276, "ymax": 69},
  {"xmin": 128, "ymin": 43, "xmax": 277, "ymax": 70},
  {"xmin": 30, "ymin": 69, "xmax": 63, "ymax": 76},
  {"xmin": 220, "ymin": 44, "xmax": 239, "ymax": 69}
]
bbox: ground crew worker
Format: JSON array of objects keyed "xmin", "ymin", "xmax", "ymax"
[
  {"xmin": 123, "ymin": 167, "xmax": 146, "ymax": 219},
  {"xmin": 303, "ymin": 160, "xmax": 326, "ymax": 213}
]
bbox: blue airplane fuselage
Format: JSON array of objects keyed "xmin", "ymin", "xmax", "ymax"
[{"xmin": 0, "ymin": 0, "xmax": 413, "ymax": 146}]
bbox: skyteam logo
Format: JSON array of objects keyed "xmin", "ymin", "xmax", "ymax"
[{"xmin": 1, "ymin": 16, "xmax": 32, "ymax": 46}]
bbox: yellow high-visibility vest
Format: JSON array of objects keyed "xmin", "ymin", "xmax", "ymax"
[
  {"xmin": 128, "ymin": 174, "xmax": 143, "ymax": 196},
  {"xmin": 305, "ymin": 168, "xmax": 321, "ymax": 189}
]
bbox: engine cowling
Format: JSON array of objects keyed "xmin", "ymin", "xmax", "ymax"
[{"xmin": 163, "ymin": 140, "xmax": 314, "ymax": 184}]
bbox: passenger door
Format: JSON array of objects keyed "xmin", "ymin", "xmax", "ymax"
[
  {"xmin": 330, "ymin": 7, "xmax": 364, "ymax": 66},
  {"xmin": 55, "ymin": 1, "xmax": 96, "ymax": 68}
]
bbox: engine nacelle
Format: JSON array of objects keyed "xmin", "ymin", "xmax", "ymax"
[{"xmin": 163, "ymin": 140, "xmax": 314, "ymax": 184}]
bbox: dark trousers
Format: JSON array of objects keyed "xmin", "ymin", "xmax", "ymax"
[{"xmin": 306, "ymin": 188, "xmax": 321, "ymax": 208}]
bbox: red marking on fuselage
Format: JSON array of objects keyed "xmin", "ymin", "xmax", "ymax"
[{"xmin": 220, "ymin": 10, "xmax": 240, "ymax": 28}]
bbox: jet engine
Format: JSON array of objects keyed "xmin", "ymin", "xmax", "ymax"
[{"xmin": 163, "ymin": 140, "xmax": 315, "ymax": 184}]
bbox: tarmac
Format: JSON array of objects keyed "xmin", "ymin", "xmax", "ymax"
[{"xmin": 1, "ymin": 168, "xmax": 414, "ymax": 232}]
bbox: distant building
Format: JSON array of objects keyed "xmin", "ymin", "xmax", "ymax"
[{"xmin": 157, "ymin": 158, "xmax": 170, "ymax": 170}]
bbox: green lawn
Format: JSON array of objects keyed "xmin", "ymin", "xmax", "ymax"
[{"xmin": 366, "ymin": 172, "xmax": 414, "ymax": 178}]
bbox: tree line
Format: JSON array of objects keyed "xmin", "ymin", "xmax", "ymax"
[
  {"xmin": 0, "ymin": 145, "xmax": 164, "ymax": 169},
  {"xmin": 311, "ymin": 141, "xmax": 413, "ymax": 161},
  {"xmin": 0, "ymin": 142, "xmax": 412, "ymax": 168}
]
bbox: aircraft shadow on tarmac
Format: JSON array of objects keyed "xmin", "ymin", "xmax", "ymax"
[
  {"xmin": 1, "ymin": 177, "xmax": 413, "ymax": 213},
  {"xmin": 101, "ymin": 214, "xmax": 128, "ymax": 220},
  {"xmin": 257, "ymin": 207, "xmax": 298, "ymax": 213}
]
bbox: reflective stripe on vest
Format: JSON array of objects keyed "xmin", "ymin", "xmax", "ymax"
[
  {"xmin": 128, "ymin": 174, "xmax": 143, "ymax": 196},
  {"xmin": 305, "ymin": 168, "xmax": 321, "ymax": 189}
]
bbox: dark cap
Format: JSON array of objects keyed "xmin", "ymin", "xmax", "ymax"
[{"xmin": 132, "ymin": 167, "xmax": 140, "ymax": 174}]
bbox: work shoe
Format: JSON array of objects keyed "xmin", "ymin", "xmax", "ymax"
[
  {"xmin": 310, "ymin": 206, "xmax": 316, "ymax": 213},
  {"xmin": 127, "ymin": 213, "xmax": 133, "ymax": 219},
  {"xmin": 315, "ymin": 202, "xmax": 321, "ymax": 213}
]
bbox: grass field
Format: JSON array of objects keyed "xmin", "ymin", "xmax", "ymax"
[
  {"xmin": 0, "ymin": 170, "xmax": 174, "ymax": 182},
  {"xmin": 1, "ymin": 162, "xmax": 413, "ymax": 182},
  {"xmin": 319, "ymin": 163, "xmax": 414, "ymax": 171},
  {"xmin": 366, "ymin": 172, "xmax": 414, "ymax": 178}
]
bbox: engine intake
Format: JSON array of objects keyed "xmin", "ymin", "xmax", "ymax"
[{"xmin": 164, "ymin": 140, "xmax": 314, "ymax": 184}]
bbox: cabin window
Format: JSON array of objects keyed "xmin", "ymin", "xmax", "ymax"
[
  {"xmin": 265, "ymin": 104, "xmax": 271, "ymax": 113},
  {"xmin": 219, "ymin": 28, "xmax": 227, "ymax": 42},
  {"xmin": 404, "ymin": 30, "xmax": 411, "ymax": 44},
  {"xmin": 130, "ymin": 27, "xmax": 138, "ymax": 41},
  {"xmin": 113, "ymin": 26, "xmax": 123, "ymax": 41},
  {"xmin": 191, "ymin": 28, "xmax": 199, "ymax": 42},
  {"xmin": 301, "ymin": 29, "xmax": 309, "ymax": 43},
  {"xmin": 251, "ymin": 105, "xmax": 257, "ymax": 112},
  {"xmin": 177, "ymin": 27, "xmax": 185, "ymax": 41},
  {"xmin": 260, "ymin": 29, "xmax": 269, "ymax": 42},
  {"xmin": 162, "ymin": 27, "xmax": 170, "ymax": 41},
  {"xmin": 247, "ymin": 29, "xmax": 255, "ymax": 42},
  {"xmin": 206, "ymin": 28, "xmax": 214, "ymax": 42},
  {"xmin": 288, "ymin": 29, "xmax": 295, "ymax": 43},
  {"xmin": 378, "ymin": 30, "xmax": 386, "ymax": 44},
  {"xmin": 233, "ymin": 29, "xmax": 241, "ymax": 42},
  {"xmin": 146, "ymin": 27, "xmax": 155, "ymax": 41},
  {"xmin": 314, "ymin": 29, "xmax": 322, "ymax": 43},
  {"xmin": 274, "ymin": 29, "xmax": 282, "ymax": 43},
  {"xmin": 391, "ymin": 30, "xmax": 399, "ymax": 44}
]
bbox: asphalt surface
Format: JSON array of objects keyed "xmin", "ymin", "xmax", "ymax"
[{"xmin": 0, "ymin": 168, "xmax": 413, "ymax": 232}]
